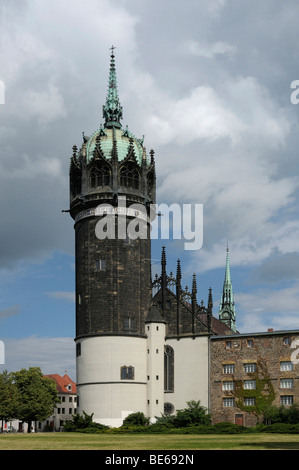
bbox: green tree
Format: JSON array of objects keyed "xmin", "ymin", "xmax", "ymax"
[
  {"xmin": 174, "ymin": 400, "xmax": 211, "ymax": 427},
  {"xmin": 12, "ymin": 367, "xmax": 59, "ymax": 432},
  {"xmin": 63, "ymin": 411, "xmax": 109, "ymax": 432},
  {"xmin": 228, "ymin": 356, "xmax": 276, "ymax": 423},
  {"xmin": 0, "ymin": 370, "xmax": 20, "ymax": 430},
  {"xmin": 122, "ymin": 412, "xmax": 149, "ymax": 427},
  {"xmin": 155, "ymin": 400, "xmax": 211, "ymax": 428},
  {"xmin": 263, "ymin": 404, "xmax": 299, "ymax": 424}
]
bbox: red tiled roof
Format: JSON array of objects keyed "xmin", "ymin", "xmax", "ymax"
[
  {"xmin": 199, "ymin": 313, "xmax": 238, "ymax": 335},
  {"xmin": 44, "ymin": 373, "xmax": 77, "ymax": 394}
]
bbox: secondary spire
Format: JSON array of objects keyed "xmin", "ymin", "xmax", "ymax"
[
  {"xmin": 219, "ymin": 244, "xmax": 237, "ymax": 332},
  {"xmin": 103, "ymin": 46, "xmax": 123, "ymax": 129}
]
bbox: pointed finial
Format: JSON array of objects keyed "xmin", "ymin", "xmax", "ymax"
[
  {"xmin": 192, "ymin": 274, "xmax": 197, "ymax": 296},
  {"xmin": 161, "ymin": 246, "xmax": 166, "ymax": 267},
  {"xmin": 176, "ymin": 259, "xmax": 181, "ymax": 281},
  {"xmin": 208, "ymin": 287, "xmax": 213, "ymax": 310},
  {"xmin": 110, "ymin": 45, "xmax": 116, "ymax": 57},
  {"xmin": 103, "ymin": 46, "xmax": 123, "ymax": 129},
  {"xmin": 150, "ymin": 149, "xmax": 155, "ymax": 165}
]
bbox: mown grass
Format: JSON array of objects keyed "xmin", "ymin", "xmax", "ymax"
[{"xmin": 1, "ymin": 432, "xmax": 299, "ymax": 450}]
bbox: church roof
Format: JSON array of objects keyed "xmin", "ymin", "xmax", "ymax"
[
  {"xmin": 146, "ymin": 304, "xmax": 167, "ymax": 323},
  {"xmin": 83, "ymin": 126, "xmax": 145, "ymax": 164},
  {"xmin": 199, "ymin": 313, "xmax": 238, "ymax": 335}
]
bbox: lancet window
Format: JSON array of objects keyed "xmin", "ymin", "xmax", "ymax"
[
  {"xmin": 120, "ymin": 163, "xmax": 140, "ymax": 190},
  {"xmin": 90, "ymin": 164, "xmax": 111, "ymax": 188}
]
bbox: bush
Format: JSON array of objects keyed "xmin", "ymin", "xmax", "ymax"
[
  {"xmin": 258, "ymin": 423, "xmax": 299, "ymax": 434},
  {"xmin": 263, "ymin": 404, "xmax": 299, "ymax": 424},
  {"xmin": 63, "ymin": 411, "xmax": 109, "ymax": 432},
  {"xmin": 155, "ymin": 400, "xmax": 211, "ymax": 428},
  {"xmin": 211, "ymin": 422, "xmax": 250, "ymax": 434},
  {"xmin": 122, "ymin": 412, "xmax": 149, "ymax": 427}
]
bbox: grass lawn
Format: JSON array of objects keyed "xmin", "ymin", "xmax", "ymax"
[{"xmin": 1, "ymin": 432, "xmax": 299, "ymax": 450}]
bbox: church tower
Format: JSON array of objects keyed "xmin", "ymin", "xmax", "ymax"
[
  {"xmin": 69, "ymin": 48, "xmax": 156, "ymax": 426},
  {"xmin": 219, "ymin": 245, "xmax": 237, "ymax": 332}
]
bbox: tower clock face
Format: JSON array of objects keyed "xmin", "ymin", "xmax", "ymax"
[{"xmin": 223, "ymin": 312, "xmax": 230, "ymax": 319}]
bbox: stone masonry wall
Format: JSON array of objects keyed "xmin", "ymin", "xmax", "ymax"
[{"xmin": 210, "ymin": 331, "xmax": 299, "ymax": 426}]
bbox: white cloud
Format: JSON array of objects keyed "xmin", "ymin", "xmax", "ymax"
[
  {"xmin": 0, "ymin": 336, "xmax": 75, "ymax": 378},
  {"xmin": 46, "ymin": 292, "xmax": 75, "ymax": 303},
  {"xmin": 24, "ymin": 83, "xmax": 67, "ymax": 126},
  {"xmin": 184, "ymin": 39, "xmax": 237, "ymax": 59},
  {"xmin": 237, "ymin": 283, "xmax": 299, "ymax": 332},
  {"xmin": 0, "ymin": 305, "xmax": 20, "ymax": 320}
]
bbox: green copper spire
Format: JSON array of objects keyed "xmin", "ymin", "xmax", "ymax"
[
  {"xmin": 103, "ymin": 46, "xmax": 123, "ymax": 129},
  {"xmin": 219, "ymin": 245, "xmax": 237, "ymax": 332}
]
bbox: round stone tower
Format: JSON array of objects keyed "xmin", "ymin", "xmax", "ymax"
[{"xmin": 69, "ymin": 48, "xmax": 156, "ymax": 426}]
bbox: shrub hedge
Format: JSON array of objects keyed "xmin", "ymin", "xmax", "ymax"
[{"xmin": 67, "ymin": 422, "xmax": 299, "ymax": 434}]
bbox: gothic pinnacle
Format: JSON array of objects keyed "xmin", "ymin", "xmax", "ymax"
[{"xmin": 102, "ymin": 46, "xmax": 123, "ymax": 129}]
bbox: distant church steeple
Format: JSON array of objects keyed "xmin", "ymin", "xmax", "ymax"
[{"xmin": 219, "ymin": 245, "xmax": 237, "ymax": 332}]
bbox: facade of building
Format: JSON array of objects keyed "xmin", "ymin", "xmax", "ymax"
[
  {"xmin": 210, "ymin": 330, "xmax": 299, "ymax": 426},
  {"xmin": 68, "ymin": 49, "xmax": 299, "ymax": 427},
  {"xmin": 43, "ymin": 373, "xmax": 77, "ymax": 431}
]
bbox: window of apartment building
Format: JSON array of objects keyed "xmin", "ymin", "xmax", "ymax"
[
  {"xmin": 225, "ymin": 341, "xmax": 232, "ymax": 349},
  {"xmin": 283, "ymin": 337, "xmax": 291, "ymax": 345},
  {"xmin": 244, "ymin": 363, "xmax": 256, "ymax": 373},
  {"xmin": 222, "ymin": 381, "xmax": 234, "ymax": 391},
  {"xmin": 280, "ymin": 395, "xmax": 294, "ymax": 405},
  {"xmin": 280, "ymin": 378, "xmax": 294, "ymax": 389},
  {"xmin": 247, "ymin": 339, "xmax": 253, "ymax": 348},
  {"xmin": 223, "ymin": 363, "xmax": 234, "ymax": 374},
  {"xmin": 280, "ymin": 361, "xmax": 293, "ymax": 371},
  {"xmin": 244, "ymin": 380, "xmax": 256, "ymax": 390},
  {"xmin": 223, "ymin": 397, "xmax": 235, "ymax": 407},
  {"xmin": 244, "ymin": 397, "xmax": 255, "ymax": 406}
]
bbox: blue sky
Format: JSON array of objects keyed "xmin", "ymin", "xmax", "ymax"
[{"xmin": 1, "ymin": 0, "xmax": 299, "ymax": 380}]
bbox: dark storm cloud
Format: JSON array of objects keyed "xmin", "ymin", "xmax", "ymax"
[{"xmin": 0, "ymin": 0, "xmax": 299, "ymax": 282}]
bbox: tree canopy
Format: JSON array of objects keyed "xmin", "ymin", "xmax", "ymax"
[{"xmin": 0, "ymin": 367, "xmax": 59, "ymax": 432}]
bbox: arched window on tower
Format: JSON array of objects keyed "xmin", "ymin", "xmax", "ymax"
[
  {"xmin": 164, "ymin": 345, "xmax": 174, "ymax": 392},
  {"xmin": 90, "ymin": 164, "xmax": 111, "ymax": 188},
  {"xmin": 120, "ymin": 163, "xmax": 140, "ymax": 190},
  {"xmin": 120, "ymin": 365, "xmax": 134, "ymax": 380}
]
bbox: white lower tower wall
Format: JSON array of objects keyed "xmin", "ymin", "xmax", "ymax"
[
  {"xmin": 165, "ymin": 336, "xmax": 210, "ymax": 413},
  {"xmin": 76, "ymin": 336, "xmax": 147, "ymax": 427},
  {"xmin": 145, "ymin": 320, "xmax": 166, "ymax": 422}
]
